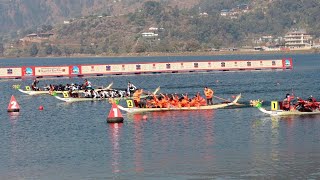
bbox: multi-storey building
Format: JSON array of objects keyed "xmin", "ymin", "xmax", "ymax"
[{"xmin": 284, "ymin": 29, "xmax": 312, "ymax": 50}]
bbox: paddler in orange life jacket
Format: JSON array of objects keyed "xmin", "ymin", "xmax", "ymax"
[
  {"xmin": 204, "ymin": 87, "xmax": 214, "ymax": 105},
  {"xmin": 133, "ymin": 88, "xmax": 148, "ymax": 108}
]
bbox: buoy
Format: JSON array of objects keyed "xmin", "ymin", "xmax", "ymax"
[
  {"xmin": 142, "ymin": 115, "xmax": 148, "ymax": 120},
  {"xmin": 107, "ymin": 103, "xmax": 124, "ymax": 123},
  {"xmin": 232, "ymin": 95, "xmax": 235, "ymax": 98},
  {"xmin": 7, "ymin": 95, "xmax": 20, "ymax": 112},
  {"xmin": 39, "ymin": 106, "xmax": 44, "ymax": 110}
]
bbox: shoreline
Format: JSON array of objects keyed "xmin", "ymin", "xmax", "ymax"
[{"xmin": 0, "ymin": 49, "xmax": 319, "ymax": 59}]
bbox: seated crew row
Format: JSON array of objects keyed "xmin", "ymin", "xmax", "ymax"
[
  {"xmin": 30, "ymin": 78, "xmax": 140, "ymax": 97},
  {"xmin": 132, "ymin": 87, "xmax": 215, "ymax": 108},
  {"xmin": 282, "ymin": 93, "xmax": 319, "ymax": 112},
  {"xmin": 68, "ymin": 89, "xmax": 128, "ymax": 98},
  {"xmin": 31, "ymin": 78, "xmax": 94, "ymax": 91}
]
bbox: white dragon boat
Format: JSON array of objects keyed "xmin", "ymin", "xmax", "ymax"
[{"xmin": 117, "ymin": 93, "xmax": 241, "ymax": 113}]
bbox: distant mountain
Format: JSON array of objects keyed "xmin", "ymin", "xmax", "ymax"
[
  {"xmin": 3, "ymin": 0, "xmax": 320, "ymax": 58},
  {"xmin": 0, "ymin": 0, "xmax": 199, "ymax": 35}
]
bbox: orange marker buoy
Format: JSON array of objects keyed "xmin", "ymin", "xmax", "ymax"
[
  {"xmin": 7, "ymin": 95, "xmax": 20, "ymax": 112},
  {"xmin": 107, "ymin": 103, "xmax": 124, "ymax": 123},
  {"xmin": 39, "ymin": 106, "xmax": 44, "ymax": 110}
]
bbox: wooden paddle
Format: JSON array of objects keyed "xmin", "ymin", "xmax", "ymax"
[
  {"xmin": 213, "ymin": 95, "xmax": 243, "ymax": 106},
  {"xmin": 105, "ymin": 82, "xmax": 113, "ymax": 89},
  {"xmin": 152, "ymin": 86, "xmax": 160, "ymax": 95}
]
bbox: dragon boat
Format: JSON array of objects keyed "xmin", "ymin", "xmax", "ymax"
[
  {"xmin": 54, "ymin": 96, "xmax": 136, "ymax": 103},
  {"xmin": 251, "ymin": 99, "xmax": 320, "ymax": 116},
  {"xmin": 17, "ymin": 83, "xmax": 113, "ymax": 96},
  {"xmin": 54, "ymin": 86, "xmax": 160, "ymax": 103},
  {"xmin": 117, "ymin": 93, "xmax": 241, "ymax": 113}
]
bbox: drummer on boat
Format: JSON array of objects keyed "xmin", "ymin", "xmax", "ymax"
[
  {"xmin": 204, "ymin": 87, "xmax": 214, "ymax": 105},
  {"xmin": 84, "ymin": 79, "xmax": 93, "ymax": 90}
]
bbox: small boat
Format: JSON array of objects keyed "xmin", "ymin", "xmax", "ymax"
[
  {"xmin": 117, "ymin": 93, "xmax": 241, "ymax": 113},
  {"xmin": 18, "ymin": 83, "xmax": 113, "ymax": 96},
  {"xmin": 251, "ymin": 100, "xmax": 320, "ymax": 116}
]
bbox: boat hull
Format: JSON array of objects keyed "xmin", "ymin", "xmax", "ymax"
[
  {"xmin": 54, "ymin": 96, "xmax": 136, "ymax": 103},
  {"xmin": 18, "ymin": 89, "xmax": 54, "ymax": 95}
]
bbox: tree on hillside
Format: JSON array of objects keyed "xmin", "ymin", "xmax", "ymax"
[
  {"xmin": 52, "ymin": 46, "xmax": 62, "ymax": 55},
  {"xmin": 45, "ymin": 45, "xmax": 53, "ymax": 55},
  {"xmin": 41, "ymin": 25, "xmax": 53, "ymax": 32},
  {"xmin": 30, "ymin": 43, "xmax": 39, "ymax": 56},
  {"xmin": 143, "ymin": 1, "xmax": 162, "ymax": 17}
]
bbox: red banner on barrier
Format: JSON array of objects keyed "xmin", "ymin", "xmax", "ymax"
[
  {"xmin": 69, "ymin": 65, "xmax": 81, "ymax": 75},
  {"xmin": 282, "ymin": 58, "xmax": 293, "ymax": 69}
]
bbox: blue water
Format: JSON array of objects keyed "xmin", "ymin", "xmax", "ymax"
[{"xmin": 1, "ymin": 53, "xmax": 320, "ymax": 179}]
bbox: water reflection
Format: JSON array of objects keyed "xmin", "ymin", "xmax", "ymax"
[
  {"xmin": 250, "ymin": 116, "xmax": 280, "ymax": 174},
  {"xmin": 203, "ymin": 110, "xmax": 215, "ymax": 162},
  {"xmin": 127, "ymin": 110, "xmax": 217, "ymax": 170},
  {"xmin": 108, "ymin": 123, "xmax": 122, "ymax": 173},
  {"xmin": 133, "ymin": 119, "xmax": 144, "ymax": 173},
  {"xmin": 9, "ymin": 112, "xmax": 20, "ymax": 177},
  {"xmin": 8, "ymin": 112, "xmax": 20, "ymax": 122}
]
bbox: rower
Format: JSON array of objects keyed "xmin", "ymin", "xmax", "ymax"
[
  {"xmin": 84, "ymin": 89, "xmax": 91, "ymax": 98},
  {"xmin": 43, "ymin": 84, "xmax": 50, "ymax": 91},
  {"xmin": 133, "ymin": 88, "xmax": 148, "ymax": 108},
  {"xmin": 282, "ymin": 94, "xmax": 291, "ymax": 111},
  {"xmin": 31, "ymin": 78, "xmax": 40, "ymax": 91},
  {"xmin": 90, "ymin": 89, "xmax": 100, "ymax": 98},
  {"xmin": 204, "ymin": 87, "xmax": 214, "ymax": 105},
  {"xmin": 308, "ymin": 95, "xmax": 316, "ymax": 102}
]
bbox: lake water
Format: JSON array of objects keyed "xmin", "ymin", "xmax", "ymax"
[{"xmin": 1, "ymin": 53, "xmax": 320, "ymax": 179}]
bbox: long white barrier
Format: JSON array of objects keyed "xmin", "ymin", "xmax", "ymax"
[{"xmin": 0, "ymin": 58, "xmax": 293, "ymax": 79}]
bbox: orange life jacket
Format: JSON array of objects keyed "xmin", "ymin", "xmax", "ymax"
[
  {"xmin": 133, "ymin": 89, "xmax": 143, "ymax": 102},
  {"xmin": 204, "ymin": 88, "xmax": 214, "ymax": 98}
]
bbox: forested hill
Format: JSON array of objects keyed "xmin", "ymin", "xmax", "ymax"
[
  {"xmin": 52, "ymin": 0, "xmax": 320, "ymax": 53},
  {"xmin": 0, "ymin": 0, "xmax": 198, "ymax": 34}
]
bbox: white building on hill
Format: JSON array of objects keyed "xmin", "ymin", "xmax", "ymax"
[{"xmin": 284, "ymin": 29, "xmax": 312, "ymax": 50}]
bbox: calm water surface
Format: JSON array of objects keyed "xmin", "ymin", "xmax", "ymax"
[{"xmin": 1, "ymin": 54, "xmax": 320, "ymax": 179}]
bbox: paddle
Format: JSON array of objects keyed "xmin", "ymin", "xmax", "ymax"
[
  {"xmin": 12, "ymin": 84, "xmax": 21, "ymax": 89},
  {"xmin": 105, "ymin": 82, "xmax": 113, "ymax": 90},
  {"xmin": 213, "ymin": 95, "xmax": 243, "ymax": 106},
  {"xmin": 152, "ymin": 86, "xmax": 160, "ymax": 95}
]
